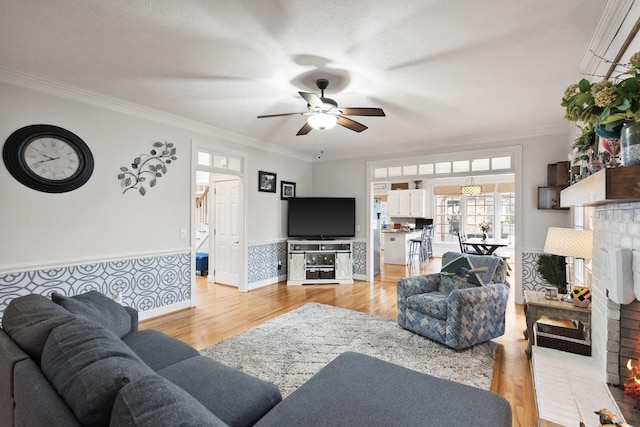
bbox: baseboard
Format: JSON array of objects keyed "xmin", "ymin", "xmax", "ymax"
[{"xmin": 138, "ymin": 300, "xmax": 192, "ymax": 321}]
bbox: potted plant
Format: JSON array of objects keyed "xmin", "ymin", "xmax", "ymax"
[
  {"xmin": 536, "ymin": 254, "xmax": 567, "ymax": 294},
  {"xmin": 414, "ymin": 180, "xmax": 422, "ymax": 189},
  {"xmin": 561, "ymin": 51, "xmax": 640, "ymax": 166}
]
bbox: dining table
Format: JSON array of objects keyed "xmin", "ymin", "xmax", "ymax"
[{"xmin": 463, "ymin": 238, "xmax": 509, "ymax": 255}]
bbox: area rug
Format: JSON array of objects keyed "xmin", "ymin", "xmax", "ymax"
[{"xmin": 200, "ymin": 303, "xmax": 496, "ymax": 397}]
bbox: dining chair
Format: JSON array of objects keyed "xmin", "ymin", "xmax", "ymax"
[{"xmin": 457, "ymin": 231, "xmax": 479, "ymax": 255}]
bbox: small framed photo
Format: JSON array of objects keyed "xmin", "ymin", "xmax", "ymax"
[
  {"xmin": 258, "ymin": 170, "xmax": 277, "ymax": 193},
  {"xmin": 281, "ymin": 181, "xmax": 296, "ymax": 200}
]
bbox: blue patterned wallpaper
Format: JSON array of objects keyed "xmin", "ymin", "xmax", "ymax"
[
  {"xmin": 248, "ymin": 240, "xmax": 366, "ymax": 286},
  {"xmin": 0, "ymin": 252, "xmax": 191, "ymax": 318},
  {"xmin": 247, "ymin": 241, "xmax": 288, "ymax": 284},
  {"xmin": 352, "ymin": 241, "xmax": 366, "ymax": 276},
  {"xmin": 521, "ymin": 251, "xmax": 546, "ymax": 296}
]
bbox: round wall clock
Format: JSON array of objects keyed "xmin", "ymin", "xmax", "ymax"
[{"xmin": 3, "ymin": 124, "xmax": 94, "ymax": 193}]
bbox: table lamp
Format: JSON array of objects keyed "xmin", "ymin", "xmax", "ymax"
[{"xmin": 543, "ymin": 227, "xmax": 593, "ymax": 304}]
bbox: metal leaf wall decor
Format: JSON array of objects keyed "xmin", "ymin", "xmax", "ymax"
[{"xmin": 118, "ymin": 141, "xmax": 177, "ymax": 195}]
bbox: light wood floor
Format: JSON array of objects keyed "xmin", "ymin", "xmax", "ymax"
[{"xmin": 141, "ymin": 257, "xmax": 536, "ymax": 427}]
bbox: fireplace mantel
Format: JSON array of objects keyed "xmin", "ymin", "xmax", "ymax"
[{"xmin": 561, "ymin": 166, "xmax": 640, "ymax": 207}]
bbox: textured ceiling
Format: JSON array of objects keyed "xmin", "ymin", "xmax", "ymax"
[{"xmin": 0, "ymin": 1, "xmax": 607, "ymax": 160}]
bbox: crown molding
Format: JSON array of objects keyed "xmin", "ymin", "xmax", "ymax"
[
  {"xmin": 316, "ymin": 122, "xmax": 569, "ymax": 163},
  {"xmin": 0, "ymin": 66, "xmax": 312, "ymax": 162},
  {"xmin": 580, "ymin": 0, "xmax": 635, "ymax": 75}
]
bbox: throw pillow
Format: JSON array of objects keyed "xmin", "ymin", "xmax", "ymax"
[
  {"xmin": 110, "ymin": 375, "xmax": 227, "ymax": 427},
  {"xmin": 438, "ymin": 274, "xmax": 478, "ymax": 295},
  {"xmin": 52, "ymin": 290, "xmax": 131, "ymax": 338},
  {"xmin": 2, "ymin": 294, "xmax": 76, "ymax": 363},
  {"xmin": 41, "ymin": 318, "xmax": 154, "ymax": 427},
  {"xmin": 440, "ymin": 256, "xmax": 484, "ymax": 286}
]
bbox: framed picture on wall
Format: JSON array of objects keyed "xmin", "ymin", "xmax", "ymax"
[
  {"xmin": 281, "ymin": 181, "xmax": 296, "ymax": 200},
  {"xmin": 258, "ymin": 170, "xmax": 277, "ymax": 193}
]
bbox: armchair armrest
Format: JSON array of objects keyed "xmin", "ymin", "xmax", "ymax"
[{"xmin": 445, "ymin": 283, "xmax": 510, "ymax": 349}]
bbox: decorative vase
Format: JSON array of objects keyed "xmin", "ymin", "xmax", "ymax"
[
  {"xmin": 620, "ymin": 122, "xmax": 640, "ymax": 167},
  {"xmin": 482, "ymin": 232, "xmax": 487, "ymax": 240}
]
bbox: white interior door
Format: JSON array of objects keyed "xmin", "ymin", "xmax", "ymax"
[{"xmin": 214, "ymin": 178, "xmax": 240, "ymax": 286}]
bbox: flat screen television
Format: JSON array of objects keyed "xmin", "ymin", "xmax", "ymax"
[{"xmin": 287, "ymin": 197, "xmax": 356, "ymax": 239}]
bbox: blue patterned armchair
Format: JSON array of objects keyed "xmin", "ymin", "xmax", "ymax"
[{"xmin": 397, "ymin": 251, "xmax": 510, "ymax": 350}]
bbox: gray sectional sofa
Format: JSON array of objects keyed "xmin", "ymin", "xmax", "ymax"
[
  {"xmin": 0, "ymin": 290, "xmax": 513, "ymax": 426},
  {"xmin": 0, "ymin": 291, "xmax": 281, "ymax": 427}
]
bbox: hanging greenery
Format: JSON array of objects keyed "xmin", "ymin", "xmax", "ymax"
[{"xmin": 118, "ymin": 141, "xmax": 177, "ymax": 196}]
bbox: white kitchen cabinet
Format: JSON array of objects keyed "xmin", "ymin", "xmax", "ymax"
[
  {"xmin": 387, "ymin": 190, "xmax": 401, "ymax": 216},
  {"xmin": 387, "ymin": 189, "xmax": 431, "ymax": 218}
]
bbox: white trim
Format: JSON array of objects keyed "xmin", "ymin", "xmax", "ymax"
[
  {"xmin": 580, "ymin": 0, "xmax": 635, "ymax": 75},
  {"xmin": 246, "ymin": 276, "xmax": 284, "ymax": 291},
  {"xmin": 318, "ymin": 124, "xmax": 566, "ymax": 163},
  {"xmin": 0, "ymin": 66, "xmax": 312, "ymax": 162},
  {"xmin": 138, "ymin": 300, "xmax": 192, "ymax": 321},
  {"xmin": 0, "ymin": 248, "xmax": 191, "ymax": 274},
  {"xmin": 193, "ymin": 140, "xmax": 248, "ymax": 292}
]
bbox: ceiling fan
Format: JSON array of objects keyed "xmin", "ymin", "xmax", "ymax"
[{"xmin": 257, "ymin": 79, "xmax": 385, "ymax": 135}]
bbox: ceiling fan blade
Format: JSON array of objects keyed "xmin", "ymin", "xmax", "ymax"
[
  {"xmin": 299, "ymin": 91, "xmax": 323, "ymax": 109},
  {"xmin": 339, "ymin": 108, "xmax": 386, "ymax": 117},
  {"xmin": 336, "ymin": 116, "xmax": 368, "ymax": 133},
  {"xmin": 257, "ymin": 112, "xmax": 307, "ymax": 119},
  {"xmin": 296, "ymin": 122, "xmax": 313, "ymax": 136}
]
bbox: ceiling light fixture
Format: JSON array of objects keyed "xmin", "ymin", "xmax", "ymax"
[
  {"xmin": 461, "ymin": 178, "xmax": 481, "ymax": 195},
  {"xmin": 308, "ymin": 113, "xmax": 337, "ymax": 131}
]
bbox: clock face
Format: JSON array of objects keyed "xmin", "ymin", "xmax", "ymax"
[
  {"xmin": 3, "ymin": 124, "xmax": 94, "ymax": 193},
  {"xmin": 24, "ymin": 137, "xmax": 81, "ymax": 181}
]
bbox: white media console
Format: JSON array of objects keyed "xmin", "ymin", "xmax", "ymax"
[{"xmin": 287, "ymin": 240, "xmax": 353, "ymax": 285}]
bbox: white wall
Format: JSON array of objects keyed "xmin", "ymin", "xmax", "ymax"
[
  {"xmin": 0, "ymin": 80, "xmax": 311, "ymax": 272},
  {"xmin": 312, "ymin": 159, "xmax": 367, "ymax": 239},
  {"xmin": 313, "ymin": 132, "xmax": 572, "ymax": 253}
]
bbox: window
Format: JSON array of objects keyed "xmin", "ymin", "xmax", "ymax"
[
  {"xmin": 466, "ymin": 195, "xmax": 494, "ymax": 238},
  {"xmin": 499, "ymin": 193, "xmax": 515, "ymax": 239},
  {"xmin": 435, "ymin": 196, "xmax": 461, "ymax": 243},
  {"xmin": 434, "ymin": 188, "xmax": 515, "ymax": 243},
  {"xmin": 197, "ymin": 151, "xmax": 242, "ymax": 173}
]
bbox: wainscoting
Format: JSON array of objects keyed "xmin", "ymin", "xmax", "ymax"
[
  {"xmin": 0, "ymin": 251, "xmax": 191, "ymax": 320},
  {"xmin": 521, "ymin": 251, "xmax": 547, "ymax": 297}
]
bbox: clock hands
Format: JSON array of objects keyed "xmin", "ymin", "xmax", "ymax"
[{"xmin": 31, "ymin": 155, "xmax": 61, "ymax": 167}]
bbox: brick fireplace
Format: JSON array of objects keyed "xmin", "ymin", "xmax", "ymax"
[{"xmin": 590, "ymin": 201, "xmax": 640, "ymax": 385}]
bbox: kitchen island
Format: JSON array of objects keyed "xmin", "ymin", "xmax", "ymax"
[{"xmin": 382, "ymin": 229, "xmax": 422, "ymax": 264}]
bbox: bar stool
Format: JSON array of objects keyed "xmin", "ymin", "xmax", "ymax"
[{"xmin": 407, "ymin": 237, "xmax": 421, "ymax": 265}]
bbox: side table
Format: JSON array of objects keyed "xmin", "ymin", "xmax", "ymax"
[{"xmin": 523, "ymin": 290, "xmax": 591, "ymax": 358}]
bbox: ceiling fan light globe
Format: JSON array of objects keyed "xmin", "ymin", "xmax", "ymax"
[{"xmin": 308, "ymin": 113, "xmax": 337, "ymax": 130}]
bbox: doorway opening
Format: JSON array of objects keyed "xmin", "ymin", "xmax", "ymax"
[{"xmin": 195, "ymin": 147, "xmax": 246, "ymax": 292}]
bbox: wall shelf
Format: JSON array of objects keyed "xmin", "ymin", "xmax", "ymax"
[
  {"xmin": 538, "ymin": 161, "xmax": 570, "ymax": 210},
  {"xmin": 560, "ymin": 166, "xmax": 640, "ymax": 207}
]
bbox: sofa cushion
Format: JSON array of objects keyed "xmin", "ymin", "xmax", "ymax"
[
  {"xmin": 438, "ymin": 274, "xmax": 477, "ymax": 295},
  {"xmin": 2, "ymin": 294, "xmax": 76, "ymax": 364},
  {"xmin": 110, "ymin": 375, "xmax": 227, "ymax": 427},
  {"xmin": 406, "ymin": 293, "xmax": 448, "ymax": 320},
  {"xmin": 52, "ymin": 291, "xmax": 132, "ymax": 338},
  {"xmin": 41, "ymin": 318, "xmax": 154, "ymax": 427},
  {"xmin": 159, "ymin": 356, "xmax": 282, "ymax": 427},
  {"xmin": 122, "ymin": 330, "xmax": 199, "ymax": 371}
]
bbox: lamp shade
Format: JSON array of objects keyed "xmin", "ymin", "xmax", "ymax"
[
  {"xmin": 308, "ymin": 113, "xmax": 337, "ymax": 130},
  {"xmin": 461, "ymin": 184, "xmax": 481, "ymax": 195},
  {"xmin": 543, "ymin": 227, "xmax": 593, "ymax": 259},
  {"xmin": 461, "ymin": 177, "xmax": 481, "ymax": 195}
]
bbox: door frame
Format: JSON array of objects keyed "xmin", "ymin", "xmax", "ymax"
[{"xmin": 192, "ymin": 140, "xmax": 248, "ymax": 296}]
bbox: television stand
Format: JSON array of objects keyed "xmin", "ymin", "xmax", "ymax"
[{"xmin": 287, "ymin": 240, "xmax": 353, "ymax": 285}]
